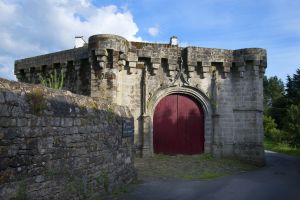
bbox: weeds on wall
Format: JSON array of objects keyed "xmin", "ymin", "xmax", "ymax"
[
  {"xmin": 40, "ymin": 70, "xmax": 64, "ymax": 90},
  {"xmin": 26, "ymin": 88, "xmax": 47, "ymax": 115}
]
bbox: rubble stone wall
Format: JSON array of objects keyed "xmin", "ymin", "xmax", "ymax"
[{"xmin": 0, "ymin": 78, "xmax": 136, "ymax": 199}]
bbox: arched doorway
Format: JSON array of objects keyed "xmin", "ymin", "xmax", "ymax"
[{"xmin": 153, "ymin": 94, "xmax": 204, "ymax": 155}]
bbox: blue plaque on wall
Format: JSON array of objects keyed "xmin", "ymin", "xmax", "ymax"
[{"xmin": 122, "ymin": 119, "xmax": 134, "ymax": 137}]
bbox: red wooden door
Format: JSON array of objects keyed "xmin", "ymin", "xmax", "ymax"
[{"xmin": 153, "ymin": 94, "xmax": 204, "ymax": 155}]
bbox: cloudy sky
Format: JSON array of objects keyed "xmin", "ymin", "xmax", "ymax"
[{"xmin": 0, "ymin": 0, "xmax": 299, "ymax": 82}]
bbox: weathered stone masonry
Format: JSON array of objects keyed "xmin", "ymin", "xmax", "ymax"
[
  {"xmin": 0, "ymin": 78, "xmax": 136, "ymax": 199},
  {"xmin": 15, "ymin": 34, "xmax": 267, "ymax": 164}
]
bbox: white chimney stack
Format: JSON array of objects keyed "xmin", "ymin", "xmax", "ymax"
[
  {"xmin": 74, "ymin": 36, "xmax": 86, "ymax": 48},
  {"xmin": 170, "ymin": 36, "xmax": 178, "ymax": 46}
]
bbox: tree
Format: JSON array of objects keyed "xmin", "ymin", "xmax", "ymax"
[
  {"xmin": 283, "ymin": 104, "xmax": 300, "ymax": 147},
  {"xmin": 286, "ymin": 68, "xmax": 300, "ymax": 103},
  {"xmin": 263, "ymin": 76, "xmax": 285, "ymax": 115}
]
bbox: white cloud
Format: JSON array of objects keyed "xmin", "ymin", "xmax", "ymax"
[
  {"xmin": 0, "ymin": 0, "xmax": 142, "ymax": 80},
  {"xmin": 148, "ymin": 26, "xmax": 159, "ymax": 37}
]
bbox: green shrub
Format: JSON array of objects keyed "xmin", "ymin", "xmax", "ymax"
[
  {"xmin": 40, "ymin": 69, "xmax": 64, "ymax": 90},
  {"xmin": 26, "ymin": 88, "xmax": 47, "ymax": 115},
  {"xmin": 263, "ymin": 115, "xmax": 287, "ymax": 142},
  {"xmin": 283, "ymin": 104, "xmax": 300, "ymax": 147}
]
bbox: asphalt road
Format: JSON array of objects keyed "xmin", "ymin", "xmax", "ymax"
[{"xmin": 116, "ymin": 151, "xmax": 300, "ymax": 200}]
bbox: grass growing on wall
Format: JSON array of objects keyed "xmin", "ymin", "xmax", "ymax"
[
  {"xmin": 26, "ymin": 88, "xmax": 47, "ymax": 115},
  {"xmin": 40, "ymin": 70, "xmax": 64, "ymax": 90}
]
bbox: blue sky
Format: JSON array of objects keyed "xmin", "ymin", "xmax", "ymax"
[{"xmin": 0, "ymin": 0, "xmax": 299, "ymax": 82}]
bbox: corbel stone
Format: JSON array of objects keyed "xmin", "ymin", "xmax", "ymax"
[
  {"xmin": 151, "ymin": 57, "xmax": 161, "ymax": 75},
  {"xmin": 223, "ymin": 62, "xmax": 232, "ymax": 78},
  {"xmin": 168, "ymin": 64, "xmax": 177, "ymax": 71},
  {"xmin": 118, "ymin": 53, "xmax": 127, "ymax": 71},
  {"xmin": 152, "ymin": 63, "xmax": 160, "ymax": 75},
  {"xmin": 74, "ymin": 60, "xmax": 81, "ymax": 71},
  {"xmin": 202, "ymin": 61, "xmax": 211, "ymax": 78},
  {"xmin": 136, "ymin": 62, "xmax": 144, "ymax": 69},
  {"xmin": 127, "ymin": 61, "xmax": 137, "ymax": 74},
  {"xmin": 61, "ymin": 62, "xmax": 67, "ymax": 74},
  {"xmin": 97, "ymin": 56, "xmax": 107, "ymax": 62},
  {"xmin": 119, "ymin": 53, "xmax": 127, "ymax": 61},
  {"xmin": 259, "ymin": 59, "xmax": 267, "ymax": 78},
  {"xmin": 187, "ymin": 65, "xmax": 196, "ymax": 78}
]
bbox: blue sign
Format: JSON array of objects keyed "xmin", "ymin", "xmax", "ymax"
[{"xmin": 122, "ymin": 120, "xmax": 134, "ymax": 137}]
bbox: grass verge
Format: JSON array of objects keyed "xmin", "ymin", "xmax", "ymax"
[
  {"xmin": 264, "ymin": 138, "xmax": 300, "ymax": 158},
  {"xmin": 135, "ymin": 154, "xmax": 258, "ymax": 181}
]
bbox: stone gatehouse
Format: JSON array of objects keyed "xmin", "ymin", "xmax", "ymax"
[{"xmin": 15, "ymin": 34, "xmax": 267, "ymax": 164}]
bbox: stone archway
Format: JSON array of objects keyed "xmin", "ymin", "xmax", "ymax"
[
  {"xmin": 145, "ymin": 86, "xmax": 213, "ymax": 156},
  {"xmin": 153, "ymin": 93, "xmax": 205, "ymax": 155}
]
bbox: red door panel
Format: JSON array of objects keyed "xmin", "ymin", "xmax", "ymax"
[{"xmin": 153, "ymin": 94, "xmax": 204, "ymax": 155}]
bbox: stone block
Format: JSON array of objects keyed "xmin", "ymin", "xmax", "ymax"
[
  {"xmin": 168, "ymin": 59, "xmax": 178, "ymax": 65},
  {"xmin": 136, "ymin": 62, "xmax": 144, "ymax": 69},
  {"xmin": 168, "ymin": 64, "xmax": 177, "ymax": 71},
  {"xmin": 118, "ymin": 60, "xmax": 126, "ymax": 66},
  {"xmin": 128, "ymin": 62, "xmax": 136, "ymax": 68},
  {"xmin": 127, "ymin": 52, "xmax": 138, "ymax": 62},
  {"xmin": 152, "ymin": 63, "xmax": 160, "ymax": 69},
  {"xmin": 119, "ymin": 53, "xmax": 127, "ymax": 60},
  {"xmin": 151, "ymin": 57, "xmax": 161, "ymax": 64}
]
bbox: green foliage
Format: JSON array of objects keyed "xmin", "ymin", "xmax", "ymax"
[
  {"xmin": 263, "ymin": 68, "xmax": 300, "ymax": 148},
  {"xmin": 263, "ymin": 76, "xmax": 285, "ymax": 113},
  {"xmin": 40, "ymin": 69, "xmax": 64, "ymax": 90},
  {"xmin": 106, "ymin": 105, "xmax": 115, "ymax": 124},
  {"xmin": 283, "ymin": 104, "xmax": 300, "ymax": 147},
  {"xmin": 26, "ymin": 88, "xmax": 47, "ymax": 115},
  {"xmin": 264, "ymin": 138, "xmax": 300, "ymax": 158},
  {"xmin": 286, "ymin": 68, "xmax": 300, "ymax": 102},
  {"xmin": 263, "ymin": 115, "xmax": 288, "ymax": 143}
]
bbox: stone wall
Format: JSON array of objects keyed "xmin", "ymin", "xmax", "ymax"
[
  {"xmin": 0, "ymin": 78, "xmax": 136, "ymax": 199},
  {"xmin": 15, "ymin": 46, "xmax": 90, "ymax": 95}
]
